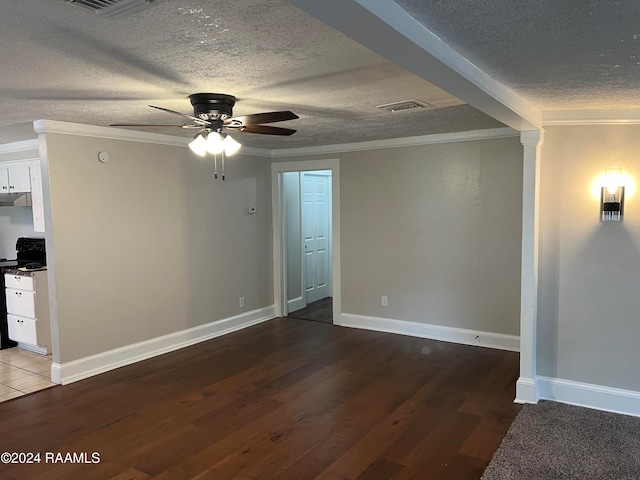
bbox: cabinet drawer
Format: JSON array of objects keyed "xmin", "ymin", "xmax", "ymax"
[
  {"xmin": 5, "ymin": 288, "xmax": 36, "ymax": 318},
  {"xmin": 7, "ymin": 315, "xmax": 37, "ymax": 345},
  {"xmin": 4, "ymin": 274, "xmax": 34, "ymax": 291}
]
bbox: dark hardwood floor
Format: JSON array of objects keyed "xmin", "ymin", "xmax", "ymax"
[
  {"xmin": 288, "ymin": 297, "xmax": 333, "ymax": 324},
  {"xmin": 0, "ymin": 318, "xmax": 520, "ymax": 480}
]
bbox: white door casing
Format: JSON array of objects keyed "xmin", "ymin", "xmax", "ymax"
[{"xmin": 271, "ymin": 159, "xmax": 341, "ymax": 323}]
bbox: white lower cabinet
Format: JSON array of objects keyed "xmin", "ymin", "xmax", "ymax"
[
  {"xmin": 4, "ymin": 271, "xmax": 50, "ymax": 354},
  {"xmin": 7, "ymin": 315, "xmax": 38, "ymax": 345},
  {"xmin": 6, "ymin": 289, "xmax": 36, "ymax": 318}
]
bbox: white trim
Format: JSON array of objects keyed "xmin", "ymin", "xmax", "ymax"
[
  {"xmin": 270, "ymin": 127, "xmax": 518, "ymax": 157},
  {"xmin": 0, "ymin": 138, "xmax": 39, "ymax": 154},
  {"xmin": 29, "ymin": 120, "xmax": 517, "ymax": 159},
  {"xmin": 287, "ymin": 296, "xmax": 305, "ymax": 313},
  {"xmin": 515, "ymin": 377, "xmax": 539, "ymax": 404},
  {"xmin": 32, "ymin": 119, "xmax": 270, "ymax": 157},
  {"xmin": 538, "ymin": 376, "xmax": 640, "ymax": 418},
  {"xmin": 542, "ymin": 109, "xmax": 640, "ymax": 125},
  {"xmin": 271, "ymin": 159, "xmax": 341, "ymax": 323},
  {"xmin": 16, "ymin": 343, "xmax": 48, "ymax": 356},
  {"xmin": 50, "ymin": 305, "xmax": 276, "ymax": 385},
  {"xmin": 517, "ymin": 130, "xmax": 544, "ymax": 405},
  {"xmin": 339, "ymin": 313, "xmax": 520, "ymax": 352}
]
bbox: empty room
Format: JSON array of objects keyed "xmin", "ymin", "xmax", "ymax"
[{"xmin": 1, "ymin": 1, "xmax": 640, "ymax": 479}]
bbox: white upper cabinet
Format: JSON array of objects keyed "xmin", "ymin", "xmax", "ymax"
[
  {"xmin": 0, "ymin": 164, "xmax": 32, "ymax": 193},
  {"xmin": 0, "ymin": 160, "xmax": 45, "ymax": 232},
  {"xmin": 0, "ymin": 168, "xmax": 8, "ymax": 192}
]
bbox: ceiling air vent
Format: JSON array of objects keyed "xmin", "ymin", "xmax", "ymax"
[
  {"xmin": 375, "ymin": 99, "xmax": 431, "ymax": 113},
  {"xmin": 64, "ymin": 0, "xmax": 166, "ymax": 18}
]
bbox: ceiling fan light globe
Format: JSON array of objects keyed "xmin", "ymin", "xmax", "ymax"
[
  {"xmin": 188, "ymin": 134, "xmax": 208, "ymax": 157},
  {"xmin": 206, "ymin": 131, "xmax": 224, "ymax": 154},
  {"xmin": 223, "ymin": 135, "xmax": 242, "ymax": 156}
]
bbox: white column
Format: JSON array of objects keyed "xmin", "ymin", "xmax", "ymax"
[{"xmin": 516, "ymin": 129, "xmax": 544, "ymax": 404}]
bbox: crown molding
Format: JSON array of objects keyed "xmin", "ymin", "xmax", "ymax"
[
  {"xmin": 0, "ymin": 138, "xmax": 39, "ymax": 154},
  {"xmin": 32, "ymin": 119, "xmax": 270, "ymax": 157},
  {"xmin": 33, "ymin": 119, "xmax": 187, "ymax": 146},
  {"xmin": 542, "ymin": 109, "xmax": 640, "ymax": 125},
  {"xmin": 28, "ymin": 121, "xmax": 520, "ymax": 159},
  {"xmin": 270, "ymin": 127, "xmax": 519, "ymax": 157}
]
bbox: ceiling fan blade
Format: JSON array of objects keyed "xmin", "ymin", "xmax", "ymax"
[
  {"xmin": 110, "ymin": 123, "xmax": 202, "ymax": 128},
  {"xmin": 148, "ymin": 105, "xmax": 209, "ymax": 125},
  {"xmin": 234, "ymin": 124, "xmax": 297, "ymax": 136},
  {"xmin": 224, "ymin": 111, "xmax": 298, "ymax": 126}
]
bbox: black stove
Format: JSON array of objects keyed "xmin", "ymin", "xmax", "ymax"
[{"xmin": 0, "ymin": 237, "xmax": 46, "ymax": 349}]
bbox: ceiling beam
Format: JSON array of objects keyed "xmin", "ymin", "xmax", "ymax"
[{"xmin": 290, "ymin": 0, "xmax": 541, "ymax": 131}]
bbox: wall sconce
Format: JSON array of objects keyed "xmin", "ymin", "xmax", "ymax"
[{"xmin": 600, "ymin": 167, "xmax": 625, "ymax": 222}]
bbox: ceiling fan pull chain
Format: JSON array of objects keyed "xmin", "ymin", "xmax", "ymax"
[
  {"xmin": 222, "ymin": 151, "xmax": 226, "ymax": 181},
  {"xmin": 214, "ymin": 153, "xmax": 218, "ymax": 179}
]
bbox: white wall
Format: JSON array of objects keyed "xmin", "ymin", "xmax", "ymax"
[
  {"xmin": 42, "ymin": 132, "xmax": 273, "ymax": 364},
  {"xmin": 0, "ymin": 207, "xmax": 36, "ymax": 259},
  {"xmin": 0, "ymin": 148, "xmax": 40, "ymax": 259},
  {"xmin": 538, "ymin": 125, "xmax": 640, "ymax": 391}
]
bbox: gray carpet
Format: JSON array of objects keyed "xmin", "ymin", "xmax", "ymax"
[{"xmin": 482, "ymin": 400, "xmax": 640, "ymax": 479}]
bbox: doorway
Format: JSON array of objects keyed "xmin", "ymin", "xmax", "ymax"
[
  {"xmin": 271, "ymin": 159, "xmax": 341, "ymax": 325},
  {"xmin": 283, "ymin": 170, "xmax": 332, "ymax": 323}
]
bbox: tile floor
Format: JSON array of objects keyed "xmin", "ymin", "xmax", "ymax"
[{"xmin": 0, "ymin": 348, "xmax": 56, "ymax": 402}]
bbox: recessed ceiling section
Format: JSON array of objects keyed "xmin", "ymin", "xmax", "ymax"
[{"xmin": 0, "ymin": 0, "xmax": 503, "ymax": 147}]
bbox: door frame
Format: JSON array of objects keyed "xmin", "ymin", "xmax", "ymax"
[{"xmin": 271, "ymin": 159, "xmax": 341, "ymax": 323}]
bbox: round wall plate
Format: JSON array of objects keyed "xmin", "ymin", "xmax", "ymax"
[{"xmin": 97, "ymin": 151, "xmax": 110, "ymax": 163}]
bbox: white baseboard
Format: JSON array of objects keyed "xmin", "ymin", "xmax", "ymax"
[
  {"xmin": 17, "ymin": 343, "xmax": 49, "ymax": 356},
  {"xmin": 338, "ymin": 313, "xmax": 520, "ymax": 352},
  {"xmin": 515, "ymin": 376, "xmax": 538, "ymax": 404},
  {"xmin": 537, "ymin": 376, "xmax": 640, "ymax": 417},
  {"xmin": 51, "ymin": 305, "xmax": 276, "ymax": 385},
  {"xmin": 287, "ymin": 296, "xmax": 305, "ymax": 313}
]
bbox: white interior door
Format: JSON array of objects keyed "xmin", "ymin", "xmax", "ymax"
[{"xmin": 301, "ymin": 171, "xmax": 331, "ymax": 304}]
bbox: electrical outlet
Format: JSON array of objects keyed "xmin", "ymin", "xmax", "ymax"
[
  {"xmin": 381, "ymin": 295, "xmax": 388, "ymax": 307},
  {"xmin": 239, "ymin": 297, "xmax": 245, "ymax": 308}
]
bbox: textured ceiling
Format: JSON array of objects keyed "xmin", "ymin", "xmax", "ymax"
[
  {"xmin": 1, "ymin": 0, "xmax": 637, "ymax": 149},
  {"xmin": 395, "ymin": 0, "xmax": 640, "ymax": 110},
  {"xmin": 0, "ymin": 0, "xmax": 503, "ymax": 148}
]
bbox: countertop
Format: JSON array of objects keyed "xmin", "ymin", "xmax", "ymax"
[{"xmin": 2, "ymin": 267, "xmax": 48, "ymax": 277}]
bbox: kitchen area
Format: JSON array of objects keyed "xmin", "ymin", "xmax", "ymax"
[{"xmin": 0, "ymin": 158, "xmax": 55, "ymax": 402}]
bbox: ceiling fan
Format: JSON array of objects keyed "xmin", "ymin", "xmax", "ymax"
[
  {"xmin": 110, "ymin": 93, "xmax": 299, "ymax": 179},
  {"xmin": 111, "ymin": 92, "xmax": 298, "ymax": 136}
]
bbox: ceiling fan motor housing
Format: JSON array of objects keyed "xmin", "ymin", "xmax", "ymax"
[{"xmin": 190, "ymin": 93, "xmax": 236, "ymax": 120}]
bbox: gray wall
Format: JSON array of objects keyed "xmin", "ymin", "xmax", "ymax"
[
  {"xmin": 275, "ymin": 136, "xmax": 523, "ymax": 336},
  {"xmin": 339, "ymin": 138, "xmax": 523, "ymax": 335},
  {"xmin": 43, "ymin": 133, "xmax": 273, "ymax": 363},
  {"xmin": 283, "ymin": 172, "xmax": 303, "ymax": 303},
  {"xmin": 538, "ymin": 125, "xmax": 640, "ymax": 390}
]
